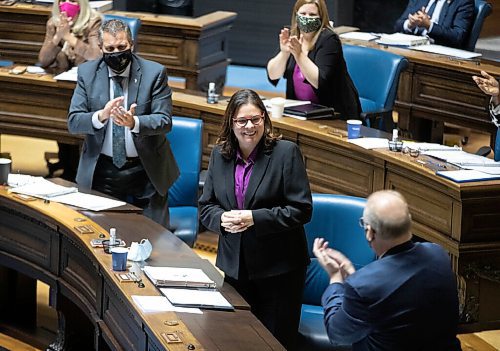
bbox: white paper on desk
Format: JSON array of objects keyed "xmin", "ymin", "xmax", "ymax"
[
  {"xmin": 464, "ymin": 165, "xmax": 500, "ymax": 175},
  {"xmin": 376, "ymin": 33, "xmax": 429, "ymax": 46},
  {"xmin": 131, "ymin": 295, "xmax": 202, "ymax": 314},
  {"xmin": 8, "ymin": 174, "xmax": 41, "ymax": 187},
  {"xmin": 160, "ymin": 288, "xmax": 233, "ymax": 310},
  {"xmin": 436, "ymin": 170, "xmax": 500, "ymax": 182},
  {"xmin": 264, "ymin": 99, "xmax": 309, "ymax": 110},
  {"xmin": 410, "ymin": 44, "xmax": 482, "ymax": 59},
  {"xmin": 339, "ymin": 31, "xmax": 378, "ymax": 41},
  {"xmin": 283, "ymin": 113, "xmax": 307, "ymax": 121},
  {"xmin": 10, "ymin": 178, "xmax": 77, "ymax": 198},
  {"xmin": 54, "ymin": 67, "xmax": 78, "ymax": 81},
  {"xmin": 423, "ymin": 150, "xmax": 488, "ymax": 165},
  {"xmin": 348, "ymin": 137, "xmax": 389, "ymax": 149},
  {"xmin": 49, "ymin": 192, "xmax": 126, "ymax": 211}
]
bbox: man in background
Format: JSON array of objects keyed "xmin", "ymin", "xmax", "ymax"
[
  {"xmin": 313, "ymin": 190, "xmax": 461, "ymax": 350},
  {"xmin": 68, "ymin": 19, "xmax": 179, "ymax": 228},
  {"xmin": 394, "ymin": 0, "xmax": 474, "ymax": 49}
]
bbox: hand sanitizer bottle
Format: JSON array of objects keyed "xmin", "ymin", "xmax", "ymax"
[
  {"xmin": 207, "ymin": 82, "xmax": 218, "ymax": 104},
  {"xmin": 392, "ymin": 129, "xmax": 399, "ymax": 142},
  {"xmin": 109, "ymin": 228, "xmax": 116, "ymax": 246}
]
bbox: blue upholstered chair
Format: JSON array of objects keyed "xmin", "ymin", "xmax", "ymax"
[
  {"xmin": 166, "ymin": 116, "xmax": 203, "ymax": 247},
  {"xmin": 102, "ymin": 14, "xmax": 141, "ymax": 50},
  {"xmin": 298, "ymin": 194, "xmax": 376, "ymax": 351},
  {"xmin": 343, "ymin": 44, "xmax": 408, "ymax": 131},
  {"xmin": 464, "ymin": 0, "xmax": 493, "ymax": 52}
]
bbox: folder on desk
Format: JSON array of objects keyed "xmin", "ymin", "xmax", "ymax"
[
  {"xmin": 284, "ymin": 103, "xmax": 335, "ymax": 120},
  {"xmin": 143, "ymin": 266, "xmax": 216, "ymax": 289},
  {"xmin": 160, "ymin": 288, "xmax": 234, "ymax": 311},
  {"xmin": 436, "ymin": 170, "xmax": 500, "ymax": 183}
]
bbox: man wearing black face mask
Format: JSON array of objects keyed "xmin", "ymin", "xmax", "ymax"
[{"xmin": 68, "ymin": 19, "xmax": 179, "ymax": 228}]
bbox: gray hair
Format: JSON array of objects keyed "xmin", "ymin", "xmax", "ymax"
[
  {"xmin": 364, "ymin": 190, "xmax": 412, "ymax": 240},
  {"xmin": 98, "ymin": 19, "xmax": 133, "ymax": 46}
]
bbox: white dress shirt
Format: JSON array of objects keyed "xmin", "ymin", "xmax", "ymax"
[{"xmin": 91, "ymin": 65, "xmax": 140, "ymax": 157}]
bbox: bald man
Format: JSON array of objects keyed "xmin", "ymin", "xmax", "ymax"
[{"xmin": 313, "ymin": 190, "xmax": 461, "ymax": 350}]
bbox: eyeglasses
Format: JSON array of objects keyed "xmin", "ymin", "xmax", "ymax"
[
  {"xmin": 232, "ymin": 114, "xmax": 264, "ymax": 128},
  {"xmin": 359, "ymin": 217, "xmax": 367, "ymax": 229}
]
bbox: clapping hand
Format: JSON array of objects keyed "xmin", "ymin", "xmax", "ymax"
[
  {"xmin": 279, "ymin": 27, "xmax": 291, "ymax": 53},
  {"xmin": 313, "ymin": 238, "xmax": 355, "ymax": 283},
  {"xmin": 473, "ymin": 71, "xmax": 500, "ymax": 105},
  {"xmin": 112, "ymin": 103, "xmax": 137, "ymax": 129},
  {"xmin": 53, "ymin": 12, "xmax": 73, "ymax": 45},
  {"xmin": 221, "ymin": 210, "xmax": 254, "ymax": 233},
  {"xmin": 288, "ymin": 35, "xmax": 303, "ymax": 58}
]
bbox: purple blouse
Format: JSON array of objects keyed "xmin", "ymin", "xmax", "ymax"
[
  {"xmin": 234, "ymin": 147, "xmax": 258, "ymax": 210},
  {"xmin": 292, "ymin": 64, "xmax": 319, "ymax": 103}
]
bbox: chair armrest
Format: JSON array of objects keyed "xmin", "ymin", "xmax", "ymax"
[{"xmin": 361, "ymin": 108, "xmax": 394, "ymax": 131}]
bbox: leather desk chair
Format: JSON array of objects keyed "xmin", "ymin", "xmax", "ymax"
[
  {"xmin": 464, "ymin": 0, "xmax": 492, "ymax": 52},
  {"xmin": 166, "ymin": 116, "xmax": 203, "ymax": 247},
  {"xmin": 102, "ymin": 14, "xmax": 141, "ymax": 51},
  {"xmin": 343, "ymin": 44, "xmax": 408, "ymax": 131},
  {"xmin": 298, "ymin": 194, "xmax": 376, "ymax": 351}
]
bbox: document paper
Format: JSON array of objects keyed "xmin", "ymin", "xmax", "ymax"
[{"xmin": 160, "ymin": 288, "xmax": 234, "ymax": 310}]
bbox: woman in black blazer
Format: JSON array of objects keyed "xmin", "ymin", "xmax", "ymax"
[
  {"xmin": 199, "ymin": 89, "xmax": 312, "ymax": 350},
  {"xmin": 267, "ymin": 0, "xmax": 361, "ymax": 120}
]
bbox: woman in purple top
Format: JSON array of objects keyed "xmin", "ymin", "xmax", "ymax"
[
  {"xmin": 199, "ymin": 89, "xmax": 312, "ymax": 350},
  {"xmin": 267, "ymin": 0, "xmax": 361, "ymax": 120}
]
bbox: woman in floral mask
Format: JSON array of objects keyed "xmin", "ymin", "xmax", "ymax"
[
  {"xmin": 38, "ymin": 0, "xmax": 101, "ymax": 181},
  {"xmin": 267, "ymin": 0, "xmax": 361, "ymax": 120},
  {"xmin": 39, "ymin": 0, "xmax": 102, "ymax": 74}
]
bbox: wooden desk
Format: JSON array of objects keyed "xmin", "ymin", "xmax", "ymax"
[
  {"xmin": 0, "ymin": 187, "xmax": 284, "ymax": 350},
  {"xmin": 1, "ymin": 71, "xmax": 499, "ymax": 331},
  {"xmin": 0, "ymin": 3, "xmax": 236, "ymax": 90},
  {"xmin": 341, "ymin": 38, "xmax": 500, "ymax": 143}
]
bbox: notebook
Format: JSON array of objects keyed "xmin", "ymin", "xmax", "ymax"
[
  {"xmin": 142, "ymin": 266, "xmax": 216, "ymax": 289},
  {"xmin": 284, "ymin": 103, "xmax": 335, "ymax": 120}
]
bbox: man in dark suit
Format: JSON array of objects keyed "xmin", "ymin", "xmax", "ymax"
[
  {"xmin": 68, "ymin": 19, "xmax": 179, "ymax": 228},
  {"xmin": 394, "ymin": 0, "xmax": 474, "ymax": 49},
  {"xmin": 313, "ymin": 190, "xmax": 462, "ymax": 350}
]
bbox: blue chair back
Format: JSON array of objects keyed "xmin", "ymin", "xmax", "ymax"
[
  {"xmin": 464, "ymin": 0, "xmax": 492, "ymax": 52},
  {"xmin": 298, "ymin": 194, "xmax": 376, "ymax": 350},
  {"xmin": 303, "ymin": 194, "xmax": 375, "ymax": 305},
  {"xmin": 167, "ymin": 116, "xmax": 203, "ymax": 207},
  {"xmin": 166, "ymin": 116, "xmax": 203, "ymax": 247},
  {"xmin": 102, "ymin": 14, "xmax": 141, "ymax": 48},
  {"xmin": 343, "ymin": 44, "xmax": 408, "ymax": 130}
]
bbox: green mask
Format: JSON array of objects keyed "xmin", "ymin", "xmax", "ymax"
[{"xmin": 296, "ymin": 14, "xmax": 322, "ymax": 33}]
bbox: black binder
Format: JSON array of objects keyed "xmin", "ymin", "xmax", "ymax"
[{"xmin": 284, "ymin": 103, "xmax": 335, "ymax": 120}]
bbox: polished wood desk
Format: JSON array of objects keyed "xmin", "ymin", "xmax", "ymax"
[
  {"xmin": 341, "ymin": 38, "xmax": 500, "ymax": 143},
  {"xmin": 0, "ymin": 3, "xmax": 236, "ymax": 90},
  {"xmin": 1, "ymin": 70, "xmax": 500, "ymax": 331},
  {"xmin": 0, "ymin": 186, "xmax": 284, "ymax": 350}
]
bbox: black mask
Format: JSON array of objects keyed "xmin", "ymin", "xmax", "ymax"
[{"xmin": 103, "ymin": 49, "xmax": 132, "ymax": 73}]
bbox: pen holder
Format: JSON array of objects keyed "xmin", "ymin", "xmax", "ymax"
[
  {"xmin": 102, "ymin": 239, "xmax": 120, "ymax": 254},
  {"xmin": 388, "ymin": 140, "xmax": 403, "ymax": 152}
]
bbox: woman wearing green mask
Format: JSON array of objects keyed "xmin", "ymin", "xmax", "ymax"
[{"xmin": 267, "ymin": 0, "xmax": 361, "ymax": 120}]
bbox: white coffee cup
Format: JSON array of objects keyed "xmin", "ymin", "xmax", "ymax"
[{"xmin": 270, "ymin": 97, "xmax": 285, "ymax": 119}]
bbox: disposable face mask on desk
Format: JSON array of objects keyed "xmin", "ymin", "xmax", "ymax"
[{"xmin": 127, "ymin": 239, "xmax": 152, "ymax": 261}]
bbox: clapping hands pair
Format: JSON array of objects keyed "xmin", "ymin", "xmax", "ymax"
[
  {"xmin": 313, "ymin": 238, "xmax": 356, "ymax": 283},
  {"xmin": 279, "ymin": 28, "xmax": 303, "ymax": 58}
]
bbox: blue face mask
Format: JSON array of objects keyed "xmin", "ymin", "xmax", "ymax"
[{"xmin": 296, "ymin": 14, "xmax": 322, "ymax": 33}]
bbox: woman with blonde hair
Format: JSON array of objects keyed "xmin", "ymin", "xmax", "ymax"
[
  {"xmin": 267, "ymin": 0, "xmax": 361, "ymax": 120},
  {"xmin": 39, "ymin": 0, "xmax": 102, "ymax": 74},
  {"xmin": 39, "ymin": 0, "xmax": 102, "ymax": 181}
]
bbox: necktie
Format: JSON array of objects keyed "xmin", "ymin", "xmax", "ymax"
[
  {"xmin": 427, "ymin": 0, "xmax": 437, "ymax": 19},
  {"xmin": 112, "ymin": 76, "xmax": 127, "ymax": 168}
]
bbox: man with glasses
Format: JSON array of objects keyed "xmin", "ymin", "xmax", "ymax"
[
  {"xmin": 313, "ymin": 190, "xmax": 461, "ymax": 350},
  {"xmin": 68, "ymin": 19, "xmax": 179, "ymax": 228}
]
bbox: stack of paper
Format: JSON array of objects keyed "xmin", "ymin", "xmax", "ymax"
[
  {"xmin": 410, "ymin": 44, "xmax": 482, "ymax": 59},
  {"xmin": 376, "ymin": 33, "xmax": 429, "ymax": 47},
  {"xmin": 10, "ymin": 178, "xmax": 77, "ymax": 198},
  {"xmin": 160, "ymin": 288, "xmax": 234, "ymax": 311},
  {"xmin": 339, "ymin": 31, "xmax": 379, "ymax": 42},
  {"xmin": 131, "ymin": 295, "xmax": 202, "ymax": 314}
]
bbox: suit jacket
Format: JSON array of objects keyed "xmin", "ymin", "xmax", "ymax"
[
  {"xmin": 322, "ymin": 241, "xmax": 461, "ymax": 351},
  {"xmin": 67, "ymin": 54, "xmax": 179, "ymax": 196},
  {"xmin": 268, "ymin": 29, "xmax": 361, "ymax": 120},
  {"xmin": 395, "ymin": 0, "xmax": 474, "ymax": 49},
  {"xmin": 199, "ymin": 140, "xmax": 312, "ymax": 279},
  {"xmin": 39, "ymin": 15, "xmax": 102, "ymax": 75}
]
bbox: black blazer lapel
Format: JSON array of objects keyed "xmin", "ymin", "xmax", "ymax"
[
  {"xmin": 224, "ymin": 158, "xmax": 238, "ymax": 210},
  {"xmin": 127, "ymin": 55, "xmax": 142, "ymax": 109},
  {"xmin": 244, "ymin": 150, "xmax": 271, "ymax": 209}
]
